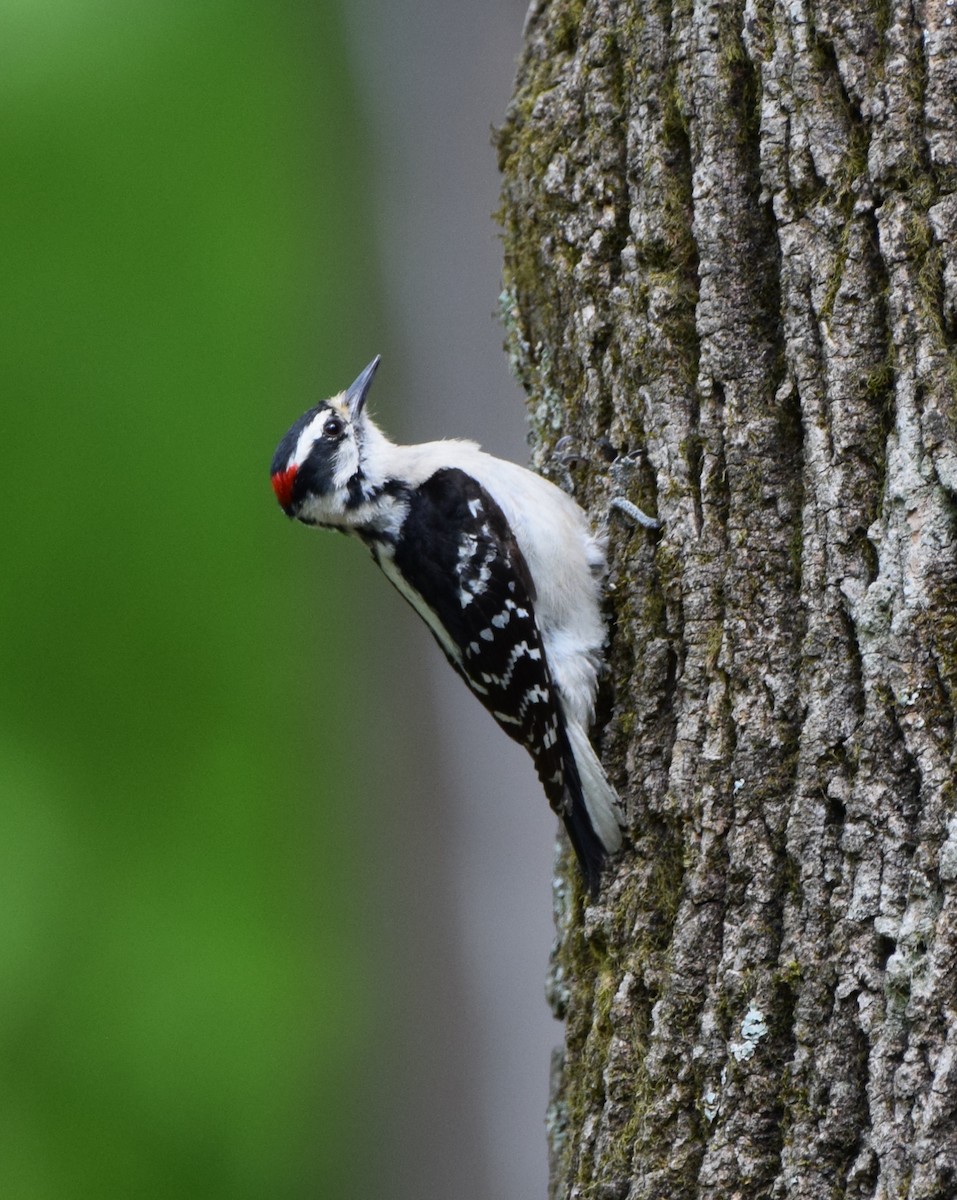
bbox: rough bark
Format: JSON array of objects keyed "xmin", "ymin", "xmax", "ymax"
[{"xmin": 496, "ymin": 1, "xmax": 957, "ymax": 1197}]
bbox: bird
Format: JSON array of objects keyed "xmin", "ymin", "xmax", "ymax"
[{"xmin": 270, "ymin": 356, "xmax": 623, "ymax": 895}]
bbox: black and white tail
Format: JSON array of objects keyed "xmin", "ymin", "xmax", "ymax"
[{"xmin": 555, "ymin": 718, "xmax": 622, "ymax": 896}]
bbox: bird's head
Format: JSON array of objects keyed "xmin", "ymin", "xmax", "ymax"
[{"xmin": 270, "ymin": 356, "xmax": 380, "ymax": 524}]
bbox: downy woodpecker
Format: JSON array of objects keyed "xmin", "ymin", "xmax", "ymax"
[{"xmin": 270, "ymin": 358, "xmax": 623, "ymax": 895}]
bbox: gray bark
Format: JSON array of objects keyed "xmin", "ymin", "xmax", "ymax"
[{"xmin": 496, "ymin": 1, "xmax": 957, "ymax": 1197}]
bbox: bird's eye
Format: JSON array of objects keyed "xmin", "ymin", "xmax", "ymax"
[{"xmin": 323, "ymin": 417, "xmax": 344, "ymax": 439}]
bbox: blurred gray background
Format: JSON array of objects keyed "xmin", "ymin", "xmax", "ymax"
[{"xmin": 343, "ymin": 3, "xmax": 559, "ymax": 1198}]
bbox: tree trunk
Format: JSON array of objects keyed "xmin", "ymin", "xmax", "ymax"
[{"xmin": 496, "ymin": 1, "xmax": 957, "ymax": 1196}]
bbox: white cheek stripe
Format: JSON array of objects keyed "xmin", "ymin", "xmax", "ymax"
[
  {"xmin": 333, "ymin": 438, "xmax": 360, "ymax": 487},
  {"xmin": 293, "ymin": 413, "xmax": 325, "ymax": 467}
]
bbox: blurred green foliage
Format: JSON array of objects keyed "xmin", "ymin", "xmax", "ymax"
[{"xmin": 0, "ymin": 2, "xmax": 384, "ymax": 1194}]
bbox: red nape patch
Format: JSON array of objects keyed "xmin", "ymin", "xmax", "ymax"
[{"xmin": 271, "ymin": 465, "xmax": 298, "ymax": 509}]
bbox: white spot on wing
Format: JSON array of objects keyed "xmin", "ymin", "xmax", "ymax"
[
  {"xmin": 493, "ymin": 709, "xmax": 522, "ymax": 726},
  {"xmin": 518, "ymin": 684, "xmax": 550, "ymax": 715}
]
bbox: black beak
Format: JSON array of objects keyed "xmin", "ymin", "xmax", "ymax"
[{"xmin": 345, "ymin": 355, "xmax": 381, "ymax": 420}]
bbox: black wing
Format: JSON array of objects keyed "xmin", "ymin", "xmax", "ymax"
[{"xmin": 390, "ymin": 468, "xmax": 606, "ymax": 892}]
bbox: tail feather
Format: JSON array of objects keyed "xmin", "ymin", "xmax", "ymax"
[
  {"xmin": 561, "ymin": 792, "xmax": 608, "ymax": 898},
  {"xmin": 561, "ymin": 720, "xmax": 623, "ymax": 897},
  {"xmin": 565, "ymin": 721, "xmax": 623, "ymax": 853}
]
